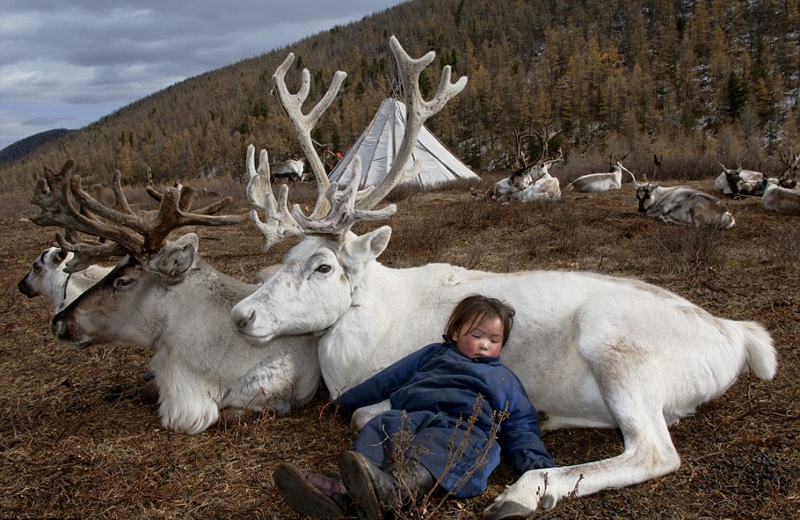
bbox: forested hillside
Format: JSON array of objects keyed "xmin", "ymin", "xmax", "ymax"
[
  {"xmin": 2, "ymin": 0, "xmax": 798, "ymax": 191},
  {"xmin": 0, "ymin": 129, "xmax": 72, "ymax": 165}
]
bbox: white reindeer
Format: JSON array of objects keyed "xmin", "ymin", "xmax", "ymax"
[
  {"xmin": 486, "ymin": 169, "xmax": 532, "ymax": 202},
  {"xmin": 30, "ymin": 161, "xmax": 320, "ymax": 434},
  {"xmin": 761, "ymin": 150, "xmax": 800, "ymax": 216},
  {"xmin": 231, "ymin": 37, "xmax": 776, "ymax": 517},
  {"xmin": 487, "ymin": 127, "xmax": 564, "ymax": 203},
  {"xmin": 18, "ymin": 245, "xmax": 111, "ymax": 313},
  {"xmin": 511, "ymin": 172, "xmax": 561, "ymax": 202},
  {"xmin": 621, "ymin": 157, "xmax": 735, "ymax": 228},
  {"xmin": 715, "ymin": 149, "xmax": 766, "ymax": 197},
  {"xmin": 565, "ymin": 153, "xmax": 628, "ymax": 192},
  {"xmin": 270, "ymin": 158, "xmax": 306, "ymax": 182},
  {"xmin": 510, "ymin": 127, "xmax": 564, "ymax": 203}
]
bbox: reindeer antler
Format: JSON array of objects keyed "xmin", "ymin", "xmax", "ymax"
[
  {"xmin": 31, "ymin": 159, "xmax": 244, "ymax": 271},
  {"xmin": 356, "ymin": 36, "xmax": 467, "ymax": 209},
  {"xmin": 272, "ymin": 52, "xmax": 347, "ymax": 219},
  {"xmin": 512, "ymin": 127, "xmax": 533, "ymax": 169},
  {"xmin": 246, "ymin": 145, "xmax": 305, "ymax": 252},
  {"xmin": 248, "ymin": 36, "xmax": 467, "ymax": 252},
  {"xmin": 531, "ymin": 124, "xmax": 558, "ymax": 165},
  {"xmin": 291, "ymin": 156, "xmax": 397, "ymax": 234},
  {"xmin": 616, "ymin": 158, "xmax": 642, "ymax": 188}
]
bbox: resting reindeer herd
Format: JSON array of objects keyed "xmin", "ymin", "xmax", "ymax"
[{"xmin": 19, "ymin": 37, "xmax": 783, "ymax": 518}]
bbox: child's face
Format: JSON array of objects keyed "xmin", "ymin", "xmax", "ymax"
[{"xmin": 453, "ymin": 316, "xmax": 504, "ymax": 358}]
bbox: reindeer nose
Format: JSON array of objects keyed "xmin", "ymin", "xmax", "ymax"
[
  {"xmin": 235, "ymin": 309, "xmax": 256, "ymax": 332},
  {"xmin": 50, "ymin": 316, "xmax": 65, "ymax": 338},
  {"xmin": 18, "ymin": 278, "xmax": 34, "ymax": 297}
]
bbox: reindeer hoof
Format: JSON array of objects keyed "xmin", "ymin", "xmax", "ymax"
[
  {"xmin": 140, "ymin": 379, "xmax": 159, "ymax": 405},
  {"xmin": 483, "ymin": 500, "xmax": 536, "ymax": 519}
]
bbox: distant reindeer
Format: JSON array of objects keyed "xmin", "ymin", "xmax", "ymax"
[
  {"xmin": 511, "ymin": 125, "xmax": 564, "ymax": 202},
  {"xmin": 565, "ymin": 153, "xmax": 629, "ymax": 192},
  {"xmin": 485, "ymin": 129, "xmax": 534, "ymax": 201},
  {"xmin": 761, "ymin": 150, "xmax": 800, "ymax": 216},
  {"xmin": 269, "ymin": 158, "xmax": 306, "ymax": 183},
  {"xmin": 622, "ymin": 155, "xmax": 735, "ymax": 228},
  {"xmin": 715, "ymin": 149, "xmax": 765, "ymax": 197},
  {"xmin": 487, "ymin": 125, "xmax": 563, "ymax": 202}
]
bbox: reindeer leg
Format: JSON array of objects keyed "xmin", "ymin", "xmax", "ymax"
[{"xmin": 484, "ymin": 337, "xmax": 681, "ymax": 518}]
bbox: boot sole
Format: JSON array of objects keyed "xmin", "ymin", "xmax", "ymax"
[
  {"xmin": 339, "ymin": 451, "xmax": 384, "ymax": 520},
  {"xmin": 273, "ymin": 463, "xmax": 345, "ymax": 519}
]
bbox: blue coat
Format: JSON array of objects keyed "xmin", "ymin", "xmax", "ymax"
[{"xmin": 337, "ymin": 337, "xmax": 555, "ymax": 498}]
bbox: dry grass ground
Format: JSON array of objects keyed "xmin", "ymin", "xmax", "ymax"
[{"xmin": 0, "ymin": 174, "xmax": 798, "ymax": 519}]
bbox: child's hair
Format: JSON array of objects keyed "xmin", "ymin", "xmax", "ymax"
[{"xmin": 445, "ymin": 294, "xmax": 516, "ymax": 347}]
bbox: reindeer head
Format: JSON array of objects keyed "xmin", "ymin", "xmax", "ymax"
[
  {"xmin": 29, "ymin": 159, "xmax": 245, "ymax": 348},
  {"xmin": 232, "ymin": 36, "xmax": 467, "ymax": 343}
]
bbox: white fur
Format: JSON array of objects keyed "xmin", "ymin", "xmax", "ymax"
[
  {"xmin": 50, "ymin": 234, "xmax": 320, "ymax": 434},
  {"xmin": 636, "ymin": 184, "xmax": 735, "ymax": 228},
  {"xmin": 715, "ymin": 168, "xmax": 764, "ymax": 196},
  {"xmin": 512, "ymin": 172, "xmax": 561, "ymax": 202},
  {"xmin": 488, "ymin": 172, "xmax": 532, "ymax": 201},
  {"xmin": 18, "ymin": 247, "xmax": 111, "ymax": 312},
  {"xmin": 231, "ymin": 226, "xmax": 776, "ymax": 516},
  {"xmin": 761, "ymin": 181, "xmax": 800, "ymax": 216},
  {"xmin": 566, "ymin": 164, "xmax": 624, "ymax": 192}
]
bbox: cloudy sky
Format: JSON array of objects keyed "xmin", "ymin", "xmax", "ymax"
[{"xmin": 0, "ymin": 0, "xmax": 408, "ymax": 151}]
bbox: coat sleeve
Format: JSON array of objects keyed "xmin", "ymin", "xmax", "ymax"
[
  {"xmin": 496, "ymin": 370, "xmax": 557, "ymax": 474},
  {"xmin": 336, "ymin": 342, "xmax": 441, "ymax": 420}
]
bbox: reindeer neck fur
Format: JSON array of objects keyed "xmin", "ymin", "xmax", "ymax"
[
  {"xmin": 149, "ymin": 258, "xmax": 258, "ymax": 359},
  {"xmin": 148, "ymin": 257, "xmax": 319, "ymax": 433}
]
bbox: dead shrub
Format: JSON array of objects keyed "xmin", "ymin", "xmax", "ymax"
[
  {"xmin": 384, "ymin": 212, "xmax": 453, "ymax": 267},
  {"xmin": 650, "ymin": 224, "xmax": 729, "ymax": 285},
  {"xmin": 758, "ymin": 227, "xmax": 800, "ymax": 266},
  {"xmin": 0, "ymin": 191, "xmax": 35, "ymax": 218},
  {"xmin": 387, "ymin": 397, "xmax": 508, "ymax": 519}
]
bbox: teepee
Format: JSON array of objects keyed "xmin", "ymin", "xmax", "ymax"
[{"xmin": 328, "ymin": 98, "xmax": 479, "ymax": 189}]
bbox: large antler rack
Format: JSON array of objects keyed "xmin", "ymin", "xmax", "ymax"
[
  {"xmin": 30, "ymin": 159, "xmax": 244, "ymax": 271},
  {"xmin": 249, "ymin": 36, "xmax": 467, "ymax": 252},
  {"xmin": 145, "ymin": 182, "xmax": 234, "ymax": 215},
  {"xmin": 246, "ymin": 145, "xmax": 396, "ymax": 252},
  {"xmin": 530, "ymin": 124, "xmax": 563, "ymax": 179}
]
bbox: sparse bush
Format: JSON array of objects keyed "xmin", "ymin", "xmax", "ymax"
[
  {"xmin": 0, "ymin": 191, "xmax": 35, "ymax": 218},
  {"xmin": 387, "ymin": 397, "xmax": 507, "ymax": 520},
  {"xmin": 758, "ymin": 227, "xmax": 800, "ymax": 265},
  {"xmin": 650, "ymin": 224, "xmax": 729, "ymax": 285}
]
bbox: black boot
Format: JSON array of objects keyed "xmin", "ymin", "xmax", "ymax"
[
  {"xmin": 339, "ymin": 450, "xmax": 434, "ymax": 520},
  {"xmin": 273, "ymin": 463, "xmax": 352, "ymax": 519}
]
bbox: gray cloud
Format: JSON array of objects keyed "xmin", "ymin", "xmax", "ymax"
[{"xmin": 0, "ymin": 0, "xmax": 406, "ymax": 150}]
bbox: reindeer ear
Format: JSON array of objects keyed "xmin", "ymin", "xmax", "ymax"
[
  {"xmin": 54, "ymin": 247, "xmax": 69, "ymax": 263},
  {"xmin": 355, "ymin": 226, "xmax": 391, "ymax": 259},
  {"xmin": 147, "ymin": 233, "xmax": 199, "ymax": 279},
  {"xmin": 342, "ymin": 226, "xmax": 392, "ymax": 265}
]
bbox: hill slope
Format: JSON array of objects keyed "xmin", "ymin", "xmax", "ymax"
[{"xmin": 0, "ymin": 129, "xmax": 72, "ymax": 165}]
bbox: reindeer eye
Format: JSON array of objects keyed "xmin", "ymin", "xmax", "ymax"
[
  {"xmin": 33, "ymin": 264, "xmax": 42, "ymax": 274},
  {"xmin": 315, "ymin": 264, "xmax": 332, "ymax": 274},
  {"xmin": 113, "ymin": 277, "xmax": 135, "ymax": 291}
]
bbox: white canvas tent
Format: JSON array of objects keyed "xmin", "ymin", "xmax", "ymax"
[{"xmin": 328, "ymin": 97, "xmax": 479, "ymax": 189}]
